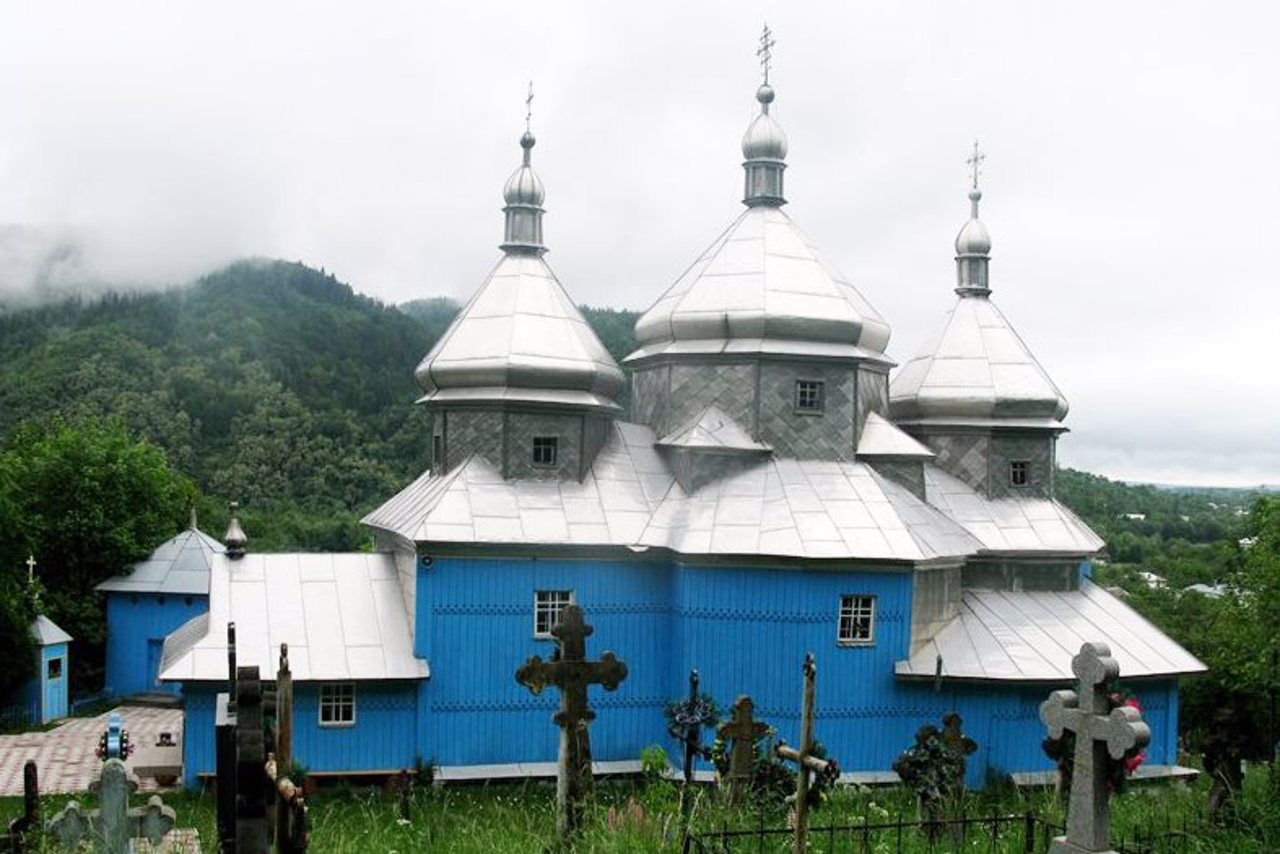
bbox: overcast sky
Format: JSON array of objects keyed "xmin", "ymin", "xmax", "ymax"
[{"xmin": 1, "ymin": 2, "xmax": 1277, "ymax": 487}]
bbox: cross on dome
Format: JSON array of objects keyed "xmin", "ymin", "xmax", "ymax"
[
  {"xmin": 757, "ymin": 24, "xmax": 776, "ymax": 84},
  {"xmin": 967, "ymin": 139, "xmax": 985, "ymax": 192},
  {"xmin": 525, "ymin": 80, "xmax": 534, "ymax": 133}
]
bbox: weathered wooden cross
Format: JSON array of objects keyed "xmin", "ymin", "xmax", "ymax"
[
  {"xmin": 716, "ymin": 695, "xmax": 770, "ymax": 804},
  {"xmin": 1041, "ymin": 642, "xmax": 1150, "ymax": 854},
  {"xmin": 1, "ymin": 760, "xmax": 38, "ymax": 853},
  {"xmin": 515, "ymin": 604, "xmax": 628, "ymax": 837},
  {"xmin": 46, "ymin": 759, "xmax": 175, "ymax": 854},
  {"xmin": 775, "ymin": 653, "xmax": 837, "ymax": 854}
]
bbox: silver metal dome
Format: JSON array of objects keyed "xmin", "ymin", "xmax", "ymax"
[
  {"xmin": 503, "ymin": 132, "xmax": 546, "ymax": 208},
  {"xmin": 742, "ymin": 86, "xmax": 788, "ymax": 161},
  {"xmin": 954, "ymin": 190, "xmax": 991, "ymax": 256}
]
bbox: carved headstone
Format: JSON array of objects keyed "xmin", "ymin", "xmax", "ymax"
[
  {"xmin": 1040, "ymin": 642, "xmax": 1150, "ymax": 854},
  {"xmin": 46, "ymin": 759, "xmax": 176, "ymax": 854},
  {"xmin": 515, "ymin": 605, "xmax": 628, "ymax": 837},
  {"xmin": 716, "ymin": 695, "xmax": 770, "ymax": 804}
]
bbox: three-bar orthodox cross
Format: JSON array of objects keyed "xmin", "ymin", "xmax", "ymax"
[
  {"xmin": 515, "ymin": 605, "xmax": 627, "ymax": 837},
  {"xmin": 1041, "ymin": 642, "xmax": 1150, "ymax": 854},
  {"xmin": 967, "ymin": 139, "xmax": 985, "ymax": 190},
  {"xmin": 757, "ymin": 24, "xmax": 776, "ymax": 84}
]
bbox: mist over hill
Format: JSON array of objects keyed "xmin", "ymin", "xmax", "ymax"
[{"xmin": 0, "ymin": 258, "xmax": 1262, "ymax": 556}]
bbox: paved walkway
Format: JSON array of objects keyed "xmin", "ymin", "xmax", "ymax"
[{"xmin": 0, "ymin": 706, "xmax": 184, "ymax": 795}]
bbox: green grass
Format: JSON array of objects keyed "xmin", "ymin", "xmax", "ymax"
[{"xmin": 2, "ymin": 768, "xmax": 1276, "ymax": 853}]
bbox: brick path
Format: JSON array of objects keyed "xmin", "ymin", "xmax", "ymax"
[{"xmin": 0, "ymin": 706, "xmax": 183, "ymax": 795}]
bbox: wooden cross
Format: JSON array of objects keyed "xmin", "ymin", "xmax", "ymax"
[
  {"xmin": 515, "ymin": 605, "xmax": 627, "ymax": 837},
  {"xmin": 1041, "ymin": 642, "xmax": 1150, "ymax": 854},
  {"xmin": 757, "ymin": 23, "xmax": 776, "ymax": 84},
  {"xmin": 716, "ymin": 695, "xmax": 770, "ymax": 804},
  {"xmin": 775, "ymin": 654, "xmax": 837, "ymax": 854},
  {"xmin": 967, "ymin": 139, "xmax": 985, "ymax": 190},
  {"xmin": 47, "ymin": 759, "xmax": 176, "ymax": 854}
]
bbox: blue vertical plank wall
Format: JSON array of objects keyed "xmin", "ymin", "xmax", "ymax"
[
  {"xmin": 419, "ymin": 556, "xmax": 671, "ymax": 766},
  {"xmin": 105, "ymin": 593, "xmax": 207, "ymax": 697},
  {"xmin": 180, "ymin": 682, "xmax": 420, "ymax": 787}
]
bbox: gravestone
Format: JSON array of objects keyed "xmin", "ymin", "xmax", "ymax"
[
  {"xmin": 1, "ymin": 760, "xmax": 38, "ymax": 853},
  {"xmin": 46, "ymin": 759, "xmax": 176, "ymax": 854},
  {"xmin": 716, "ymin": 695, "xmax": 770, "ymax": 804},
  {"xmin": 775, "ymin": 654, "xmax": 838, "ymax": 854},
  {"xmin": 1040, "ymin": 642, "xmax": 1150, "ymax": 854},
  {"xmin": 515, "ymin": 605, "xmax": 628, "ymax": 836}
]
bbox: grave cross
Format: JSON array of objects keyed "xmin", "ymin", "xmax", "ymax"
[
  {"xmin": 716, "ymin": 695, "xmax": 770, "ymax": 804},
  {"xmin": 47, "ymin": 759, "xmax": 175, "ymax": 854},
  {"xmin": 1040, "ymin": 642, "xmax": 1150, "ymax": 854},
  {"xmin": 775, "ymin": 654, "xmax": 837, "ymax": 854},
  {"xmin": 515, "ymin": 605, "xmax": 628, "ymax": 837}
]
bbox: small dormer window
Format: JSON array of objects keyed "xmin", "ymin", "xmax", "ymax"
[
  {"xmin": 795, "ymin": 380, "xmax": 825, "ymax": 414},
  {"xmin": 532, "ymin": 436, "xmax": 559, "ymax": 467},
  {"xmin": 1010, "ymin": 460, "xmax": 1029, "ymax": 487}
]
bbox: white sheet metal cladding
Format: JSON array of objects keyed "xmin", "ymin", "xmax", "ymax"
[
  {"xmin": 656, "ymin": 406, "xmax": 771, "ymax": 452},
  {"xmin": 856, "ymin": 412, "xmax": 935, "ymax": 458},
  {"xmin": 31, "ymin": 615, "xmax": 73, "ymax": 645},
  {"xmin": 157, "ymin": 552, "xmax": 427, "ymax": 683},
  {"xmin": 628, "ymin": 206, "xmax": 891, "ymax": 360},
  {"xmin": 895, "ymin": 581, "xmax": 1207, "ymax": 681},
  {"xmin": 413, "ymin": 253, "xmax": 624, "ymax": 410},
  {"xmin": 922, "ymin": 464, "xmax": 1103, "ymax": 554},
  {"xmin": 889, "ymin": 294, "xmax": 1069, "ymax": 422},
  {"xmin": 364, "ymin": 422, "xmax": 980, "ymax": 562},
  {"xmin": 95, "ymin": 527, "xmax": 224, "ymax": 595}
]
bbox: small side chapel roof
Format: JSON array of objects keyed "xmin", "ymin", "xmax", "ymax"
[
  {"xmin": 895, "ymin": 581, "xmax": 1206, "ymax": 682},
  {"xmin": 96, "ymin": 525, "xmax": 224, "ymax": 595},
  {"xmin": 158, "ymin": 552, "xmax": 426, "ymax": 683},
  {"xmin": 31, "ymin": 615, "xmax": 72, "ymax": 646},
  {"xmin": 856, "ymin": 412, "xmax": 934, "ymax": 458},
  {"xmin": 656, "ymin": 407, "xmax": 771, "ymax": 453}
]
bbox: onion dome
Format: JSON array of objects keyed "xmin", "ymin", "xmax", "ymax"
[
  {"xmin": 414, "ymin": 127, "xmax": 625, "ymax": 412},
  {"xmin": 890, "ymin": 179, "xmax": 1069, "ymax": 425},
  {"xmin": 628, "ymin": 74, "xmax": 890, "ymax": 363}
]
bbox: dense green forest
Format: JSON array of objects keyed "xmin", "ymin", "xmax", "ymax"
[{"xmin": 0, "ymin": 260, "xmax": 1274, "ymax": 746}]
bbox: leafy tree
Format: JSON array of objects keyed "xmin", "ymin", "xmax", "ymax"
[
  {"xmin": 0, "ymin": 462, "xmax": 37, "ymax": 700},
  {"xmin": 0, "ymin": 418, "xmax": 194, "ymax": 694}
]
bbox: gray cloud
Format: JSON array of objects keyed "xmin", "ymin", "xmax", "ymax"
[{"xmin": 0, "ymin": 1, "xmax": 1276, "ymax": 485}]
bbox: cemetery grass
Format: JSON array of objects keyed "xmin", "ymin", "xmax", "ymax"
[{"xmin": 2, "ymin": 768, "xmax": 1277, "ymax": 853}]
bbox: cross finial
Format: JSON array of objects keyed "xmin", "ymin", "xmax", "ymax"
[
  {"xmin": 26, "ymin": 554, "xmax": 36, "ymax": 586},
  {"xmin": 967, "ymin": 139, "xmax": 985, "ymax": 191},
  {"xmin": 525, "ymin": 81, "xmax": 534, "ymax": 133},
  {"xmin": 757, "ymin": 23, "xmax": 776, "ymax": 84}
]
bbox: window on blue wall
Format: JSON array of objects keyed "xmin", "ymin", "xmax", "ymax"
[
  {"xmin": 534, "ymin": 590, "xmax": 574, "ymax": 638},
  {"xmin": 837, "ymin": 595, "xmax": 876, "ymax": 645},
  {"xmin": 47, "ymin": 657, "xmax": 62, "ymax": 680},
  {"xmin": 319, "ymin": 683, "xmax": 356, "ymax": 727}
]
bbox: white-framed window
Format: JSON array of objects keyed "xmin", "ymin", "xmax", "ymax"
[
  {"xmin": 532, "ymin": 436, "xmax": 559, "ymax": 467},
  {"xmin": 1010, "ymin": 460, "xmax": 1029, "ymax": 487},
  {"xmin": 318, "ymin": 682, "xmax": 356, "ymax": 727},
  {"xmin": 795, "ymin": 380, "xmax": 825, "ymax": 414},
  {"xmin": 837, "ymin": 595, "xmax": 876, "ymax": 645},
  {"xmin": 534, "ymin": 590, "xmax": 574, "ymax": 638}
]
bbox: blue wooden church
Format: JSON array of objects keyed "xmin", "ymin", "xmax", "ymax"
[{"xmin": 158, "ymin": 67, "xmax": 1204, "ymax": 788}]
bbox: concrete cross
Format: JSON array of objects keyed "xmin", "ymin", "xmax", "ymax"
[
  {"xmin": 1040, "ymin": 642, "xmax": 1150, "ymax": 854},
  {"xmin": 515, "ymin": 605, "xmax": 627, "ymax": 837},
  {"xmin": 47, "ymin": 759, "xmax": 176, "ymax": 854},
  {"xmin": 776, "ymin": 654, "xmax": 837, "ymax": 854},
  {"xmin": 717, "ymin": 695, "xmax": 770, "ymax": 804}
]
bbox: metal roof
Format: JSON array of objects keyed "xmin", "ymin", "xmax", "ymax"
[
  {"xmin": 856, "ymin": 412, "xmax": 934, "ymax": 458},
  {"xmin": 628, "ymin": 206, "xmax": 892, "ymax": 362},
  {"xmin": 95, "ymin": 526, "xmax": 223, "ymax": 595},
  {"xmin": 895, "ymin": 581, "xmax": 1207, "ymax": 681},
  {"xmin": 922, "ymin": 464, "xmax": 1103, "ymax": 555},
  {"xmin": 364, "ymin": 422, "xmax": 981, "ymax": 563},
  {"xmin": 158, "ymin": 552, "xmax": 427, "ymax": 683},
  {"xmin": 413, "ymin": 253, "xmax": 624, "ymax": 412},
  {"xmin": 656, "ymin": 407, "xmax": 771, "ymax": 453},
  {"xmin": 889, "ymin": 294, "xmax": 1068, "ymax": 423},
  {"xmin": 31, "ymin": 615, "xmax": 72, "ymax": 645}
]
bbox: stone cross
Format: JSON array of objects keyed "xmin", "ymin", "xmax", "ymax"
[
  {"xmin": 775, "ymin": 654, "xmax": 837, "ymax": 854},
  {"xmin": 716, "ymin": 695, "xmax": 770, "ymax": 804},
  {"xmin": 1040, "ymin": 642, "xmax": 1150, "ymax": 854},
  {"xmin": 515, "ymin": 605, "xmax": 628, "ymax": 837},
  {"xmin": 47, "ymin": 759, "xmax": 175, "ymax": 854}
]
